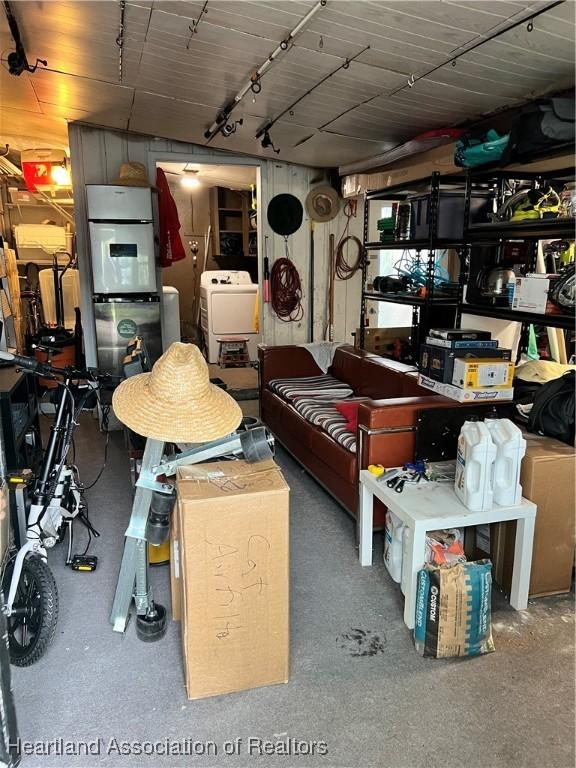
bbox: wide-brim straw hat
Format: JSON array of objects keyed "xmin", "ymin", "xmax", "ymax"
[
  {"xmin": 112, "ymin": 342, "xmax": 242, "ymax": 443},
  {"xmin": 305, "ymin": 185, "xmax": 340, "ymax": 222},
  {"xmin": 114, "ymin": 161, "xmax": 153, "ymax": 187}
]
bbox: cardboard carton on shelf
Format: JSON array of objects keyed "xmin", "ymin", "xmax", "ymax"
[
  {"xmin": 355, "ymin": 326, "xmax": 411, "ymax": 355},
  {"xmin": 418, "ymin": 374, "xmax": 514, "ymax": 403},
  {"xmin": 512, "ymin": 274, "xmax": 559, "ymax": 315},
  {"xmin": 491, "ymin": 432, "xmax": 576, "ymax": 598},
  {"xmin": 451, "ymin": 358, "xmax": 515, "ymax": 390},
  {"xmin": 175, "ymin": 459, "xmax": 290, "ymax": 700}
]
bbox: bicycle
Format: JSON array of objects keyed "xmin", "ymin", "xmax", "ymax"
[{"xmin": 0, "ymin": 349, "xmax": 110, "ymax": 666}]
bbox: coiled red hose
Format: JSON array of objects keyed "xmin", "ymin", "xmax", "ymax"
[{"xmin": 270, "ymin": 257, "xmax": 303, "ymax": 322}]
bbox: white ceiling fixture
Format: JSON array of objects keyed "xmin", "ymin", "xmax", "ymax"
[{"xmin": 180, "ymin": 167, "xmax": 200, "ymax": 189}]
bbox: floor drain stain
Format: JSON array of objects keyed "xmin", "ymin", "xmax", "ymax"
[{"xmin": 337, "ymin": 628, "xmax": 386, "ymax": 657}]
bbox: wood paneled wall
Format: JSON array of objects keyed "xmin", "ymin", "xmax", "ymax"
[{"xmin": 69, "ymin": 122, "xmax": 362, "ymax": 367}]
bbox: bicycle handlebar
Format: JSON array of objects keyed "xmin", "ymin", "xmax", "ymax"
[
  {"xmin": 0, "ymin": 351, "xmax": 111, "ymax": 383},
  {"xmin": 0, "ymin": 351, "xmax": 55, "ymax": 376}
]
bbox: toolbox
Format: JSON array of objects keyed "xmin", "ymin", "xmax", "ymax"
[
  {"xmin": 451, "ymin": 358, "xmax": 515, "ymax": 390},
  {"xmin": 419, "ymin": 344, "xmax": 512, "ymax": 384}
]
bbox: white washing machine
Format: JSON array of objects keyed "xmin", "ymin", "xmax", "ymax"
[{"xmin": 200, "ymin": 270, "xmax": 259, "ymax": 363}]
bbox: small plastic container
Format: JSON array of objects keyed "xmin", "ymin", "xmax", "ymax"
[
  {"xmin": 454, "ymin": 419, "xmax": 496, "ymax": 511},
  {"xmin": 485, "ymin": 417, "xmax": 526, "ymax": 506}
]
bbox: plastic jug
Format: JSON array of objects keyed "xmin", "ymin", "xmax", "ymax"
[
  {"xmin": 485, "ymin": 417, "xmax": 526, "ymax": 506},
  {"xmin": 454, "ymin": 419, "xmax": 496, "ymax": 511},
  {"xmin": 383, "ymin": 510, "xmax": 404, "ymax": 583}
]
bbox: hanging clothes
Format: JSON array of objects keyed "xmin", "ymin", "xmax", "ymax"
[{"xmin": 156, "ymin": 167, "xmax": 186, "ymax": 267}]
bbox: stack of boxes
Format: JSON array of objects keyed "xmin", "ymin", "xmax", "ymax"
[{"xmin": 418, "ymin": 328, "xmax": 515, "ymax": 402}]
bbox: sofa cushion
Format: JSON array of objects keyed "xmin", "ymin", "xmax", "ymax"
[
  {"xmin": 322, "ymin": 416, "xmax": 357, "ymax": 453},
  {"xmin": 269, "ymin": 374, "xmax": 353, "ymax": 402},
  {"xmin": 334, "ymin": 400, "xmax": 362, "ymax": 432},
  {"xmin": 291, "ymin": 398, "xmax": 357, "ymax": 453},
  {"xmin": 292, "ymin": 398, "xmax": 343, "ymax": 426}
]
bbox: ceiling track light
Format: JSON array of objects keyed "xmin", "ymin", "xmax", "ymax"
[
  {"xmin": 203, "ymin": 0, "xmax": 328, "ymax": 143},
  {"xmin": 3, "ymin": 0, "xmax": 47, "ymax": 76}
]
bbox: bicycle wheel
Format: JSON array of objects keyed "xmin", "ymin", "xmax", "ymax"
[{"xmin": 2, "ymin": 556, "xmax": 59, "ymax": 667}]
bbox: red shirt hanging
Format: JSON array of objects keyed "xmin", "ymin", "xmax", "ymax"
[{"xmin": 156, "ymin": 167, "xmax": 186, "ymax": 267}]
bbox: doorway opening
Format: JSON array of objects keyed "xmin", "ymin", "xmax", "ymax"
[{"xmin": 155, "ymin": 161, "xmax": 260, "ymax": 395}]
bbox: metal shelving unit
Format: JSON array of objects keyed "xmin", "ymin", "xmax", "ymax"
[
  {"xmin": 359, "ymin": 172, "xmax": 466, "ymax": 356},
  {"xmin": 458, "ymin": 167, "xmax": 575, "ymax": 355}
]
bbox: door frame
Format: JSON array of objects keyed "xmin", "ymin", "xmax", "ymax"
[{"xmin": 148, "ymin": 151, "xmax": 264, "ymax": 348}]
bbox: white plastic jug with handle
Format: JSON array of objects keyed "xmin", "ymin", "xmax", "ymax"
[
  {"xmin": 383, "ymin": 510, "xmax": 404, "ymax": 583},
  {"xmin": 454, "ymin": 419, "xmax": 496, "ymax": 511},
  {"xmin": 485, "ymin": 417, "xmax": 527, "ymax": 506}
]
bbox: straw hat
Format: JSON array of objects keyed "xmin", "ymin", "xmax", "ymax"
[
  {"xmin": 114, "ymin": 161, "xmax": 152, "ymax": 187},
  {"xmin": 305, "ymin": 185, "xmax": 340, "ymax": 222},
  {"xmin": 112, "ymin": 342, "xmax": 242, "ymax": 443}
]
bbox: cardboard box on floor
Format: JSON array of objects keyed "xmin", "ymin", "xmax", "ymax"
[
  {"xmin": 475, "ymin": 433, "xmax": 575, "ymax": 597},
  {"xmin": 175, "ymin": 459, "xmax": 289, "ymax": 700}
]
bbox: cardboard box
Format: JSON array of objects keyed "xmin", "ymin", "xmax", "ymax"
[
  {"xmin": 355, "ymin": 326, "xmax": 411, "ymax": 354},
  {"xmin": 176, "ymin": 459, "xmax": 289, "ymax": 700},
  {"xmin": 512, "ymin": 275, "xmax": 556, "ymax": 315},
  {"xmin": 342, "ymin": 142, "xmax": 461, "ymax": 197},
  {"xmin": 492, "ymin": 433, "xmax": 576, "ymax": 598},
  {"xmin": 420, "ymin": 344, "xmax": 512, "ymax": 384},
  {"xmin": 451, "ymin": 358, "xmax": 514, "ymax": 390},
  {"xmin": 418, "ymin": 374, "xmax": 514, "ymax": 403},
  {"xmin": 169, "ymin": 510, "xmax": 182, "ymax": 622}
]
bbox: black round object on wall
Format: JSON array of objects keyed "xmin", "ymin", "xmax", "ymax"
[{"xmin": 267, "ymin": 194, "xmax": 303, "ymax": 237}]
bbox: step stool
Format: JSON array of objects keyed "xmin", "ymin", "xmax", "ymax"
[{"xmin": 217, "ymin": 337, "xmax": 251, "ymax": 368}]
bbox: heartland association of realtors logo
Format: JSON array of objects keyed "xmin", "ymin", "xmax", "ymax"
[{"xmin": 11, "ymin": 736, "xmax": 330, "ymax": 758}]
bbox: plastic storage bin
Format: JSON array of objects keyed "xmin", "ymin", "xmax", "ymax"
[{"xmin": 409, "ymin": 190, "xmax": 490, "ymax": 240}]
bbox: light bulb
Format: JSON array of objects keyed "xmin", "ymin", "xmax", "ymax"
[
  {"xmin": 180, "ymin": 174, "xmax": 200, "ymax": 189},
  {"xmin": 51, "ymin": 163, "xmax": 71, "ymax": 186}
]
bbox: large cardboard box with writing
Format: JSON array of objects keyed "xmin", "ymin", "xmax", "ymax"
[
  {"xmin": 492, "ymin": 433, "xmax": 576, "ymax": 597},
  {"xmin": 175, "ymin": 459, "xmax": 289, "ymax": 700}
]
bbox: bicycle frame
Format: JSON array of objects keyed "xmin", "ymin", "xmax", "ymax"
[{"xmin": 4, "ymin": 367, "xmax": 97, "ymax": 617}]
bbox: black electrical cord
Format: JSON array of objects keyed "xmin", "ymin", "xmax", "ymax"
[
  {"xmin": 334, "ymin": 200, "xmax": 363, "ymax": 281},
  {"xmin": 335, "ymin": 235, "xmax": 364, "ymax": 281}
]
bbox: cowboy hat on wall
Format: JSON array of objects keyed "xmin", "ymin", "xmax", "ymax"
[{"xmin": 305, "ymin": 185, "xmax": 340, "ymax": 223}]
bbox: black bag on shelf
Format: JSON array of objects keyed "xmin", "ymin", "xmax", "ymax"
[
  {"xmin": 503, "ymin": 95, "xmax": 575, "ymax": 162},
  {"xmin": 527, "ymin": 370, "xmax": 575, "ymax": 445}
]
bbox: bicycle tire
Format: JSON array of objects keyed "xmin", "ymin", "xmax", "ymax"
[{"xmin": 2, "ymin": 556, "xmax": 59, "ymax": 667}]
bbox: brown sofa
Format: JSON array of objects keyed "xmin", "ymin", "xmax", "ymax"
[{"xmin": 259, "ymin": 344, "xmax": 460, "ymax": 528}]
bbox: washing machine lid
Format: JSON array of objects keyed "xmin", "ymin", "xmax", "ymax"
[{"xmin": 200, "ymin": 270, "xmax": 253, "ymax": 287}]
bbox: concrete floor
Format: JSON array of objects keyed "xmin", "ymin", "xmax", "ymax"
[{"xmin": 12, "ymin": 415, "xmax": 575, "ymax": 768}]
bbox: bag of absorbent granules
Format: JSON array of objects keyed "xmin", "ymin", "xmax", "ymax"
[{"xmin": 414, "ymin": 560, "xmax": 495, "ymax": 658}]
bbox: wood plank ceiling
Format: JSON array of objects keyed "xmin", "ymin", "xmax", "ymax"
[{"xmin": 0, "ymin": 0, "xmax": 574, "ymax": 167}]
